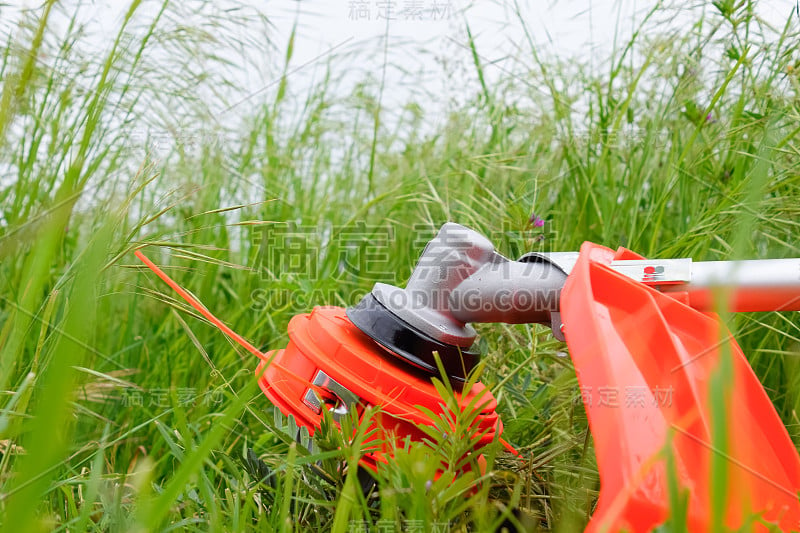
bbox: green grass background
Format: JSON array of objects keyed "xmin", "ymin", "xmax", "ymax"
[{"xmin": 1, "ymin": 0, "xmax": 800, "ymax": 530}]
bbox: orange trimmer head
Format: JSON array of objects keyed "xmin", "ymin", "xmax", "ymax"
[{"xmin": 257, "ymin": 305, "xmax": 500, "ymax": 468}]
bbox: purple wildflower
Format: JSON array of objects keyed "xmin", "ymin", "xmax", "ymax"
[{"xmin": 529, "ymin": 213, "xmax": 545, "ymax": 227}]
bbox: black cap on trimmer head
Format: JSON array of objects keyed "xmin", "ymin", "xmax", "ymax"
[{"xmin": 346, "ymin": 293, "xmax": 479, "ymax": 387}]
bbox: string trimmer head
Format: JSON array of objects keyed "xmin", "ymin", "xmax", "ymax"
[{"xmin": 257, "ymin": 222, "xmax": 575, "ymax": 467}]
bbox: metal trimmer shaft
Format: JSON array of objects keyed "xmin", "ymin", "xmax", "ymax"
[{"xmin": 614, "ymin": 257, "xmax": 800, "ymax": 313}]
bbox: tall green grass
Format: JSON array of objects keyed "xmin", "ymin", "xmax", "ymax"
[{"xmin": 1, "ymin": 0, "xmax": 799, "ymax": 530}]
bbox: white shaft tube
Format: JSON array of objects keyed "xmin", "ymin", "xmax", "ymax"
[{"xmin": 661, "ymin": 259, "xmax": 800, "ymax": 312}]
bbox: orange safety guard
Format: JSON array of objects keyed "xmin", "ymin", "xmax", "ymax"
[{"xmin": 560, "ymin": 242, "xmax": 800, "ymax": 532}]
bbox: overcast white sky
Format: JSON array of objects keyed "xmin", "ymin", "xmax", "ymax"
[
  {"xmin": 1, "ymin": 0, "xmax": 796, "ymax": 214},
  {"xmin": 2, "ymin": 0, "xmax": 797, "ymax": 129}
]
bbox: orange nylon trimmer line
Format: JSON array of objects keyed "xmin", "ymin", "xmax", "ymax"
[{"xmin": 134, "ymin": 249, "xmax": 323, "ymax": 395}]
